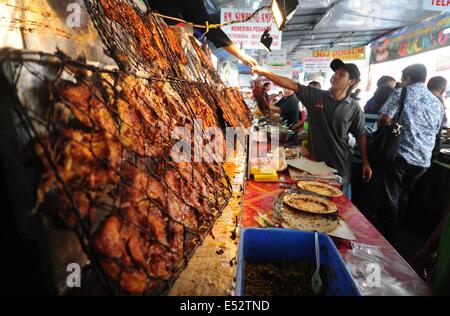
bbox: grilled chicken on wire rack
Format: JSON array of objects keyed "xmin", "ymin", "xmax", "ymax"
[
  {"xmin": 1, "ymin": 0, "xmax": 251, "ymax": 295},
  {"xmin": 27, "ymin": 65, "xmax": 233, "ymax": 294}
]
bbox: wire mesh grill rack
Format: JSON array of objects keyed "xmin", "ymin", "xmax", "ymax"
[
  {"xmin": 85, "ymin": 0, "xmax": 251, "ymax": 128},
  {"xmin": 0, "ymin": 0, "xmax": 253, "ymax": 295},
  {"xmin": 84, "ymin": 0, "xmax": 217, "ymax": 81},
  {"xmin": 0, "ymin": 46, "xmax": 242, "ymax": 295}
]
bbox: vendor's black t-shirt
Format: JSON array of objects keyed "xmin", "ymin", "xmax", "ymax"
[
  {"xmin": 295, "ymin": 85, "xmax": 365, "ymax": 178},
  {"xmin": 146, "ymin": 0, "xmax": 233, "ymax": 48},
  {"xmin": 276, "ymin": 94, "xmax": 299, "ymax": 127}
]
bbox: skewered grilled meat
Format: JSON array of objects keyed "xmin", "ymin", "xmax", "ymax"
[
  {"xmin": 57, "ymin": 79, "xmax": 118, "ymax": 136},
  {"xmin": 163, "ymin": 26, "xmax": 189, "ymax": 66},
  {"xmin": 252, "ymin": 79, "xmax": 271, "ymax": 117},
  {"xmin": 224, "ymin": 88, "xmax": 252, "ymax": 128},
  {"xmin": 97, "ymin": 0, "xmax": 188, "ymax": 72},
  {"xmin": 35, "ymin": 129, "xmax": 122, "ymax": 226},
  {"xmin": 98, "ymin": 0, "xmax": 168, "ymax": 71},
  {"xmin": 94, "ymin": 213, "xmax": 184, "ymax": 294},
  {"xmin": 26, "ymin": 0, "xmax": 251, "ymax": 295},
  {"xmin": 33, "ymin": 64, "xmax": 235, "ymax": 293},
  {"xmin": 87, "ymin": 0, "xmax": 252, "ymax": 131}
]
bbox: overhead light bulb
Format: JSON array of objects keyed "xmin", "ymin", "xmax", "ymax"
[{"xmin": 271, "ymin": 0, "xmax": 299, "ymax": 30}]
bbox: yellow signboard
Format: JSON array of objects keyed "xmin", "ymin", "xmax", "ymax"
[{"xmin": 312, "ymin": 47, "xmax": 366, "ymax": 61}]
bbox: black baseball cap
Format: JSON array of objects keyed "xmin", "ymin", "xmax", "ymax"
[{"xmin": 330, "ymin": 59, "xmax": 361, "ymax": 82}]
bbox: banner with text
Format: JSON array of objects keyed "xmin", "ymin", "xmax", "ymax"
[
  {"xmin": 265, "ymin": 63, "xmax": 294, "ymax": 78},
  {"xmin": 220, "ymin": 8, "xmax": 282, "ymax": 50},
  {"xmin": 267, "ymin": 49, "xmax": 287, "ymax": 66},
  {"xmin": 371, "ymin": 13, "xmax": 450, "ymax": 64},
  {"xmin": 422, "ymin": 0, "xmax": 450, "ymax": 12},
  {"xmin": 436, "ymin": 51, "xmax": 450, "ymax": 71},
  {"xmin": 303, "ymin": 57, "xmax": 332, "ymax": 73},
  {"xmin": 313, "ymin": 47, "xmax": 366, "ymax": 61}
]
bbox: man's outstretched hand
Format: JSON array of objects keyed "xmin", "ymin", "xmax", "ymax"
[
  {"xmin": 251, "ymin": 65, "xmax": 265, "ymax": 75},
  {"xmin": 241, "ymin": 54, "xmax": 258, "ymax": 67}
]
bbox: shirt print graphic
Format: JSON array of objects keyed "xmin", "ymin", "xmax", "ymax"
[{"xmin": 380, "ymin": 83, "xmax": 444, "ymax": 168}]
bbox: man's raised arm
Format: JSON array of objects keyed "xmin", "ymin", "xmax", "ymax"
[{"xmin": 252, "ymin": 66, "xmax": 300, "ymax": 93}]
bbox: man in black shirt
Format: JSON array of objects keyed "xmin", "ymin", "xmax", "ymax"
[
  {"xmin": 270, "ymin": 89, "xmax": 299, "ymax": 127},
  {"xmin": 145, "ymin": 0, "xmax": 258, "ymax": 67},
  {"xmin": 252, "ymin": 59, "xmax": 373, "ymax": 198}
]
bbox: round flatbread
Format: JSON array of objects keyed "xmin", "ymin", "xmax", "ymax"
[
  {"xmin": 282, "ymin": 193, "xmax": 337, "ymax": 214},
  {"xmin": 273, "ymin": 192, "xmax": 340, "ymax": 233},
  {"xmin": 297, "ymin": 181, "xmax": 343, "ymax": 198},
  {"xmin": 284, "ymin": 148, "xmax": 298, "ymax": 159},
  {"xmin": 280, "ymin": 204, "xmax": 339, "ymax": 233}
]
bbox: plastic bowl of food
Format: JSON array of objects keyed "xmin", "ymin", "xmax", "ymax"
[{"xmin": 235, "ymin": 228, "xmax": 360, "ymax": 296}]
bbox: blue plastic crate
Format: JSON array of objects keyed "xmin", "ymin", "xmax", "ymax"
[{"xmin": 235, "ymin": 228, "xmax": 361, "ymax": 296}]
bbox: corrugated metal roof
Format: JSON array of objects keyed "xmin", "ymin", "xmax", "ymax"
[{"xmin": 207, "ymin": 0, "xmax": 439, "ymax": 55}]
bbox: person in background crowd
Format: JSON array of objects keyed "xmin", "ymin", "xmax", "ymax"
[
  {"xmin": 145, "ymin": 0, "xmax": 258, "ymax": 67},
  {"xmin": 353, "ymin": 78, "xmax": 395, "ymax": 207},
  {"xmin": 376, "ymin": 76, "xmax": 397, "ymax": 89},
  {"xmin": 364, "ymin": 75, "xmax": 396, "ymax": 113},
  {"xmin": 252, "ymin": 59, "xmax": 373, "ymax": 198},
  {"xmin": 373, "ymin": 64, "xmax": 444, "ymax": 244},
  {"xmin": 263, "ymin": 82, "xmax": 273, "ymax": 98},
  {"xmin": 446, "ymin": 90, "xmax": 450, "ymax": 130},
  {"xmin": 363, "ymin": 85, "xmax": 395, "ymax": 134},
  {"xmin": 278, "ymin": 90, "xmax": 284, "ymax": 99},
  {"xmin": 428, "ymin": 77, "xmax": 448, "ymax": 126},
  {"xmin": 269, "ymin": 93, "xmax": 278, "ymax": 102},
  {"xmin": 409, "ymin": 201, "xmax": 450, "ymax": 295},
  {"xmin": 377, "ymin": 76, "xmax": 397, "ymax": 89},
  {"xmin": 428, "ymin": 76, "xmax": 447, "ymax": 106},
  {"xmin": 271, "ymin": 90, "xmax": 284, "ymax": 103},
  {"xmin": 353, "ymin": 80, "xmax": 394, "ymax": 198},
  {"xmin": 269, "ymin": 89, "xmax": 300, "ymax": 127},
  {"xmin": 350, "ymin": 88, "xmax": 362, "ymax": 101},
  {"xmin": 427, "ymin": 76, "xmax": 448, "ymax": 157},
  {"xmin": 364, "ymin": 86, "xmax": 395, "ymax": 115},
  {"xmin": 262, "ymin": 82, "xmax": 273, "ymax": 112}
]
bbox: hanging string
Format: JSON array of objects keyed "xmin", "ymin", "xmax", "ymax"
[{"xmin": 152, "ymin": 4, "xmax": 271, "ymax": 39}]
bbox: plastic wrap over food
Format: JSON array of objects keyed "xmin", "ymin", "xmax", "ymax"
[
  {"xmin": 314, "ymin": 0, "xmax": 436, "ymax": 31},
  {"xmin": 344, "ymin": 242, "xmax": 431, "ymax": 296}
]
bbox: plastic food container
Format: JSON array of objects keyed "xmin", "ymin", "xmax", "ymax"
[{"xmin": 235, "ymin": 228, "xmax": 361, "ymax": 296}]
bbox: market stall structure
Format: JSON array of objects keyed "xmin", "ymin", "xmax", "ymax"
[{"xmin": 0, "ymin": 0, "xmax": 449, "ymax": 296}]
